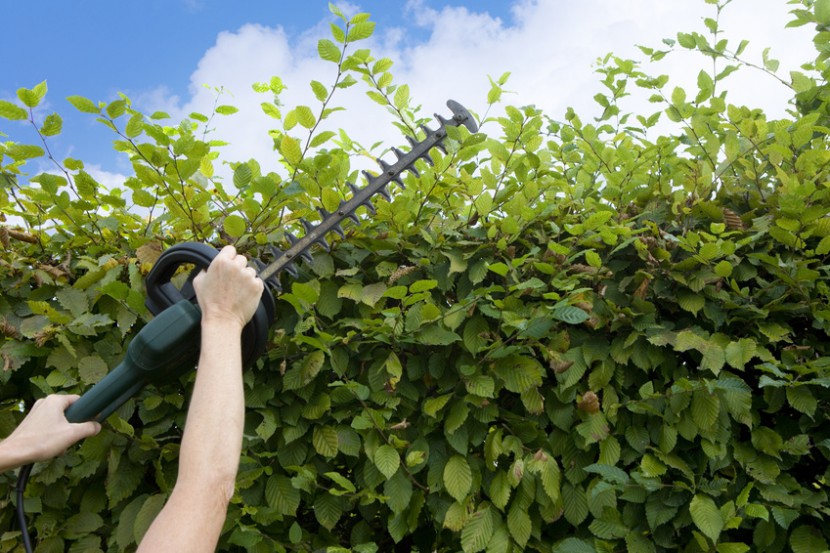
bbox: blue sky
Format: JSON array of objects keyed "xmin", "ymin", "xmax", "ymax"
[{"xmin": 2, "ymin": 0, "xmax": 814, "ymax": 183}]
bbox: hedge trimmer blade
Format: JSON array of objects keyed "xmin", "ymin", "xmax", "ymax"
[{"xmin": 257, "ymin": 99, "xmax": 477, "ymax": 287}]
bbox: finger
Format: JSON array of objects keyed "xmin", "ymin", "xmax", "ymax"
[
  {"xmin": 219, "ymin": 245, "xmax": 237, "ymax": 259},
  {"xmin": 77, "ymin": 421, "xmax": 102, "ymax": 438},
  {"xmin": 61, "ymin": 394, "xmax": 82, "ymax": 406}
]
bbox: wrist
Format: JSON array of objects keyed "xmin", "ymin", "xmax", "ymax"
[
  {"xmin": 200, "ymin": 315, "xmax": 245, "ymax": 334},
  {"xmin": 0, "ymin": 435, "xmax": 37, "ymax": 470}
]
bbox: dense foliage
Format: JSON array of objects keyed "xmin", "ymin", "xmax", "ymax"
[{"xmin": 2, "ymin": 1, "xmax": 830, "ymax": 551}]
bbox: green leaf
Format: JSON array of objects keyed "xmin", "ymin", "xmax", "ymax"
[
  {"xmin": 461, "ymin": 506, "xmax": 494, "ymax": 553},
  {"xmin": 312, "ymin": 425, "xmax": 339, "ymax": 457},
  {"xmin": 280, "ymin": 135, "xmax": 303, "ymax": 165},
  {"xmin": 416, "ymin": 325, "xmax": 460, "ymax": 345},
  {"xmin": 725, "ymin": 338, "xmax": 756, "ymax": 369},
  {"xmin": 67, "ymin": 95, "xmax": 100, "ymax": 114},
  {"xmin": 17, "ymin": 82, "xmax": 47, "ymax": 108},
  {"xmin": 507, "ymin": 501, "xmax": 532, "ymax": 547},
  {"xmin": 553, "ymin": 305, "xmax": 590, "ymax": 325},
  {"xmin": 347, "ymin": 21, "xmax": 376, "ymax": 42},
  {"xmin": 489, "ymin": 471, "xmax": 511, "ymax": 510},
  {"xmin": 233, "ymin": 163, "xmax": 252, "ymax": 188},
  {"xmin": 318, "ymin": 38, "xmax": 341, "ymax": 62},
  {"xmin": 0, "ymin": 99, "xmax": 28, "ymax": 120},
  {"xmin": 265, "ymin": 474, "xmax": 300, "ymax": 516},
  {"xmin": 493, "ymin": 355, "xmax": 543, "ymax": 393},
  {"xmin": 223, "ymin": 214, "xmax": 247, "ymax": 238},
  {"xmin": 394, "ymin": 84, "xmax": 410, "ymax": 110},
  {"xmin": 374, "ymin": 445, "xmax": 401, "ymax": 479},
  {"xmin": 689, "ymin": 494, "xmax": 724, "ymax": 543},
  {"xmin": 563, "ymin": 484, "xmax": 589, "ymax": 525},
  {"xmin": 487, "ymin": 262, "xmax": 509, "ymax": 276},
  {"xmin": 215, "ymin": 105, "xmax": 238, "ymax": 115},
  {"xmin": 295, "ymin": 105, "xmax": 316, "ymax": 129},
  {"xmin": 790, "ymin": 525, "xmax": 828, "ymax": 553},
  {"xmin": 691, "ymin": 390, "xmax": 720, "ymax": 430},
  {"xmin": 553, "ymin": 538, "xmax": 596, "ymax": 553},
  {"xmin": 314, "ymin": 492, "xmax": 343, "ymax": 530},
  {"xmin": 444, "ymin": 455, "xmax": 472, "ymax": 502},
  {"xmin": 424, "ymin": 394, "xmax": 452, "ymax": 417},
  {"xmin": 40, "ymin": 113, "xmax": 63, "ymax": 136}
]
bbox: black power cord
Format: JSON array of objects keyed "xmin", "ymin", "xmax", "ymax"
[{"xmin": 15, "ymin": 463, "xmax": 34, "ymax": 553}]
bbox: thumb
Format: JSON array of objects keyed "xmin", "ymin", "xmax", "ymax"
[{"xmin": 73, "ymin": 420, "xmax": 102, "ymax": 439}]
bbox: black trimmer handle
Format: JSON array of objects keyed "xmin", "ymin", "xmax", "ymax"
[{"xmin": 144, "ymin": 242, "xmax": 275, "ymax": 370}]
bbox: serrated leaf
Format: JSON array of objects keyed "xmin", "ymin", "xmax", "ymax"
[
  {"xmin": 312, "ymin": 425, "xmax": 339, "ymax": 457},
  {"xmin": 489, "ymin": 471, "xmax": 511, "ymax": 510},
  {"xmin": 383, "ymin": 470, "xmax": 412, "ymax": 512},
  {"xmin": 67, "ymin": 95, "xmax": 100, "ymax": 114},
  {"xmin": 318, "ymin": 38, "xmax": 341, "ymax": 62},
  {"xmin": 493, "ymin": 355, "xmax": 543, "ymax": 393},
  {"xmin": 0, "ymin": 99, "xmax": 28, "ymax": 120},
  {"xmin": 724, "ymin": 338, "xmax": 757, "ymax": 370},
  {"xmin": 280, "ymin": 135, "xmax": 303, "ymax": 165},
  {"xmin": 553, "ymin": 305, "xmax": 590, "ymax": 325},
  {"xmin": 233, "ymin": 163, "xmax": 252, "ymax": 188},
  {"xmin": 374, "ymin": 445, "xmax": 401, "ymax": 479},
  {"xmin": 310, "ymin": 130, "xmax": 336, "ymax": 148},
  {"xmin": 215, "ymin": 105, "xmax": 238, "ymax": 115},
  {"xmin": 563, "ymin": 483, "xmax": 589, "ymax": 525},
  {"xmin": 40, "ymin": 113, "xmax": 63, "ymax": 136},
  {"xmin": 691, "ymin": 390, "xmax": 720, "ymax": 429},
  {"xmin": 266, "ymin": 474, "xmax": 300, "ymax": 515},
  {"xmin": 314, "ymin": 492, "xmax": 343, "ymax": 530},
  {"xmin": 417, "ymin": 325, "xmax": 460, "ymax": 345},
  {"xmin": 444, "ymin": 455, "xmax": 472, "ymax": 502},
  {"xmin": 507, "ymin": 501, "xmax": 531, "ymax": 547},
  {"xmin": 223, "ymin": 214, "xmax": 247, "ymax": 238},
  {"xmin": 295, "ymin": 105, "xmax": 316, "ymax": 129},
  {"xmin": 347, "ymin": 21, "xmax": 375, "ymax": 41},
  {"xmin": 462, "ymin": 507, "xmax": 494, "ymax": 553},
  {"xmin": 552, "ymin": 538, "xmax": 595, "ymax": 553},
  {"xmin": 689, "ymin": 494, "xmax": 724, "ymax": 543},
  {"xmin": 394, "ymin": 84, "xmax": 410, "ymax": 110}
]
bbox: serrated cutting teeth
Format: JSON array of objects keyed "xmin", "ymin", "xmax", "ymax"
[
  {"xmin": 339, "ymin": 200, "xmax": 360, "ymax": 224},
  {"xmin": 363, "ymin": 171, "xmax": 398, "ymax": 195},
  {"xmin": 300, "ymin": 218, "xmax": 314, "ymax": 233},
  {"xmin": 377, "ymin": 158, "xmax": 394, "ymax": 174},
  {"xmin": 254, "ymin": 99, "xmax": 477, "ymax": 284}
]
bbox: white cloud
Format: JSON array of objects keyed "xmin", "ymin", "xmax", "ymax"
[{"xmin": 139, "ymin": 0, "xmax": 816, "ymax": 178}]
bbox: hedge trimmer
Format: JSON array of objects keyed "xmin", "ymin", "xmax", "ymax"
[{"xmin": 16, "ymin": 100, "xmax": 477, "ymax": 551}]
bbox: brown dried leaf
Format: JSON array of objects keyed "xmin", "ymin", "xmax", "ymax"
[{"xmin": 137, "ymin": 242, "xmax": 164, "ymax": 265}]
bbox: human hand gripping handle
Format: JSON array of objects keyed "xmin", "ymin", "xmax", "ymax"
[
  {"xmin": 192, "ymin": 245, "xmax": 264, "ymax": 333},
  {"xmin": 0, "ymin": 395, "xmax": 101, "ymax": 472}
]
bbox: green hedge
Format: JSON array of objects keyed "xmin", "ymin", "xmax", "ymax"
[{"xmin": 2, "ymin": 2, "xmax": 830, "ymax": 552}]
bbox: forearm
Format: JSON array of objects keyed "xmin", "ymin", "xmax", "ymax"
[
  {"xmin": 178, "ymin": 319, "xmax": 246, "ymax": 493},
  {"xmin": 0, "ymin": 440, "xmax": 28, "ymax": 472},
  {"xmin": 137, "ymin": 318, "xmax": 245, "ymax": 552}
]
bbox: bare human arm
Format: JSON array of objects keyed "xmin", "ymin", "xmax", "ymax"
[
  {"xmin": 137, "ymin": 245, "xmax": 264, "ymax": 553},
  {"xmin": 0, "ymin": 395, "xmax": 101, "ymax": 472}
]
